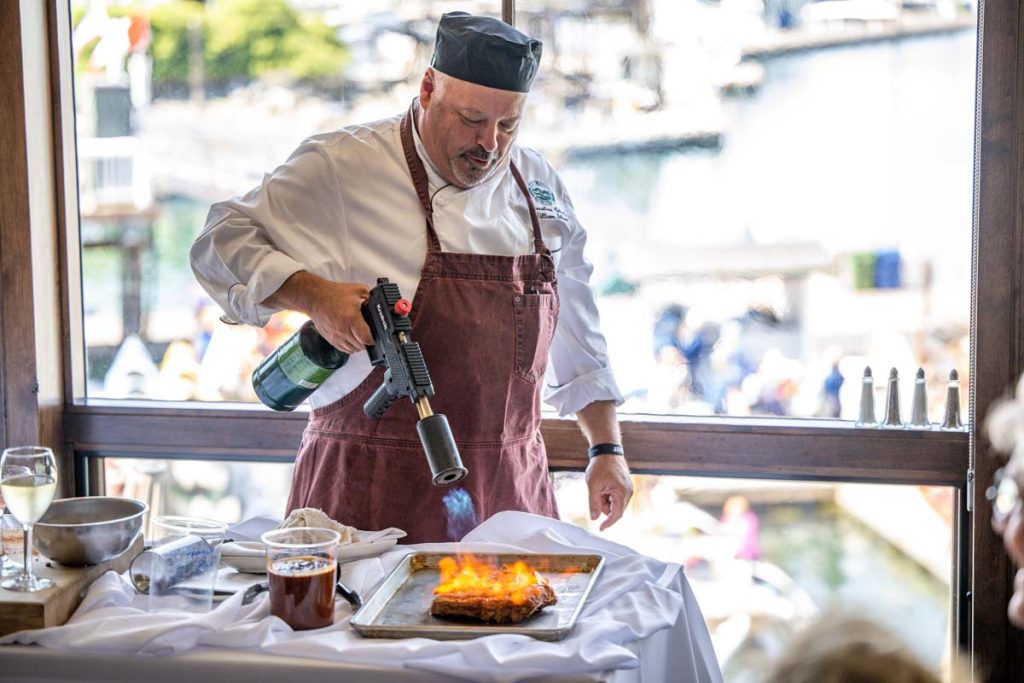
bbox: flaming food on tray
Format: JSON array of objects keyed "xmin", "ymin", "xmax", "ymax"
[{"xmin": 431, "ymin": 555, "xmax": 557, "ymax": 624}]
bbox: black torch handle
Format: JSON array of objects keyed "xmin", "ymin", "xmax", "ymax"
[
  {"xmin": 364, "ymin": 382, "xmax": 397, "ymax": 419},
  {"xmin": 416, "ymin": 414, "xmax": 467, "ymax": 486}
]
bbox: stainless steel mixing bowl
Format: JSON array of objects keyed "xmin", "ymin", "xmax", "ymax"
[{"xmin": 32, "ymin": 497, "xmax": 147, "ymax": 566}]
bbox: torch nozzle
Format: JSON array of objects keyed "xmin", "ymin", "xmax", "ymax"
[
  {"xmin": 415, "ymin": 396, "xmax": 433, "ymax": 420},
  {"xmin": 415, "ymin": 413, "xmax": 467, "ymax": 486}
]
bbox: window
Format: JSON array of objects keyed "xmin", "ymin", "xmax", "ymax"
[
  {"xmin": 103, "ymin": 456, "xmax": 292, "ymax": 523},
  {"xmin": 554, "ymin": 473, "xmax": 954, "ymax": 679},
  {"xmin": 72, "ymin": 0, "xmax": 501, "ymax": 403},
  {"xmin": 517, "ymin": 1, "xmax": 975, "ymax": 421},
  {"xmin": 72, "ymin": 2, "xmax": 977, "ymax": 422}
]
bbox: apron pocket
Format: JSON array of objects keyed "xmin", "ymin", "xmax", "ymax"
[{"xmin": 513, "ymin": 292, "xmax": 555, "ymax": 383}]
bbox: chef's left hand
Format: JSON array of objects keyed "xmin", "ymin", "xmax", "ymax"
[{"xmin": 586, "ymin": 455, "xmax": 633, "ymax": 531}]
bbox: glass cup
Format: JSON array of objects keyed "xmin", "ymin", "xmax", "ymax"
[
  {"xmin": 261, "ymin": 527, "xmax": 339, "ymax": 631},
  {"xmin": 131, "ymin": 515, "xmax": 227, "ymax": 612},
  {"xmin": 0, "ymin": 446, "xmax": 57, "ymax": 592}
]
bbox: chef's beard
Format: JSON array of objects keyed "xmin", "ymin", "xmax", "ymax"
[{"xmin": 449, "ymin": 147, "xmax": 502, "ymax": 187}]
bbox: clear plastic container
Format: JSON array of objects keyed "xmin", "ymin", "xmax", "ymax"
[
  {"xmin": 131, "ymin": 515, "xmax": 227, "ymax": 613},
  {"xmin": 262, "ymin": 527, "xmax": 339, "ymax": 630}
]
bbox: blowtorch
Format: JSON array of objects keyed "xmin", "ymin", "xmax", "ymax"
[{"xmin": 252, "ymin": 277, "xmax": 467, "ymax": 486}]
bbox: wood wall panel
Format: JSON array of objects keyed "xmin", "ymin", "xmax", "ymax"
[{"xmin": 0, "ymin": 1, "xmax": 40, "ymax": 449}]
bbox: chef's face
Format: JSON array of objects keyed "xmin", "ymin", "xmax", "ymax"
[{"xmin": 418, "ymin": 69, "xmax": 526, "ymax": 188}]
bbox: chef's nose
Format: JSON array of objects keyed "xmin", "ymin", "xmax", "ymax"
[{"xmin": 477, "ymin": 122, "xmax": 499, "ymax": 154}]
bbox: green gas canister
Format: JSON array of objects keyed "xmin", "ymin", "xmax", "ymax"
[{"xmin": 252, "ymin": 320, "xmax": 348, "ymax": 411}]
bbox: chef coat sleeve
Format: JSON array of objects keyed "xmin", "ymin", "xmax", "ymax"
[
  {"xmin": 190, "ymin": 142, "xmax": 345, "ymax": 327},
  {"xmin": 543, "ymin": 179, "xmax": 625, "ymax": 417}
]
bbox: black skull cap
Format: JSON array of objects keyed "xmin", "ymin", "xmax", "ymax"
[{"xmin": 431, "ymin": 12, "xmax": 542, "ymax": 93}]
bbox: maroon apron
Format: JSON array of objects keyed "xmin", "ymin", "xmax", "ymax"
[{"xmin": 285, "ymin": 106, "xmax": 560, "ymax": 543}]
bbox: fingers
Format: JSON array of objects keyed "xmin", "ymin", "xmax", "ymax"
[
  {"xmin": 332, "ymin": 326, "xmax": 365, "ymax": 354},
  {"xmin": 334, "ymin": 339, "xmax": 362, "ymax": 354},
  {"xmin": 342, "ymin": 285, "xmax": 373, "ymax": 349},
  {"xmin": 329, "ymin": 319, "xmax": 371, "ymax": 353},
  {"xmin": 599, "ymin": 491, "xmax": 625, "ymax": 531},
  {"xmin": 311, "ymin": 282, "xmax": 374, "ymax": 353},
  {"xmin": 586, "ymin": 456, "xmax": 633, "ymax": 531},
  {"xmin": 588, "ymin": 479, "xmax": 602, "ymax": 521},
  {"xmin": 621, "ymin": 475, "xmax": 635, "ymax": 508},
  {"xmin": 352, "ymin": 318, "xmax": 374, "ymax": 347}
]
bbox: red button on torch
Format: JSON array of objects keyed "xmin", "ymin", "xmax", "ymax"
[{"xmin": 394, "ymin": 299, "xmax": 412, "ymax": 316}]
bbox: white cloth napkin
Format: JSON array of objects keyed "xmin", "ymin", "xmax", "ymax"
[
  {"xmin": 0, "ymin": 511, "xmax": 721, "ymax": 683},
  {"xmin": 223, "ymin": 515, "xmax": 405, "ymax": 549}
]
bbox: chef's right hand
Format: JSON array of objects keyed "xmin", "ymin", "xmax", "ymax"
[{"xmin": 308, "ymin": 281, "xmax": 374, "ymax": 354}]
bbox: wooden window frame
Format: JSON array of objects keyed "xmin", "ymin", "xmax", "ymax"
[
  {"xmin": 0, "ymin": 0, "xmax": 1018, "ymax": 677},
  {"xmin": 0, "ymin": 1, "xmax": 40, "ymax": 452}
]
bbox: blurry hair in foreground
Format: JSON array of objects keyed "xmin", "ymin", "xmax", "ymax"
[
  {"xmin": 983, "ymin": 373, "xmax": 1024, "ymax": 454},
  {"xmin": 763, "ymin": 611, "xmax": 972, "ymax": 683},
  {"xmin": 984, "ymin": 373, "xmax": 1024, "ymax": 631}
]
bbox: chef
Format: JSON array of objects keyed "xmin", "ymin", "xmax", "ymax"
[{"xmin": 190, "ymin": 12, "xmax": 633, "ymax": 543}]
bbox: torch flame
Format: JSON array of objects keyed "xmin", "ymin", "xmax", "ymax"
[{"xmin": 434, "ymin": 555, "xmax": 547, "ymax": 606}]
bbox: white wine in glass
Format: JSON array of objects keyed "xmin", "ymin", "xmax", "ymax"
[{"xmin": 1, "ymin": 447, "xmax": 57, "ymax": 592}]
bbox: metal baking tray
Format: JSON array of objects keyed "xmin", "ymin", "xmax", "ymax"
[{"xmin": 350, "ymin": 551, "xmax": 604, "ymax": 641}]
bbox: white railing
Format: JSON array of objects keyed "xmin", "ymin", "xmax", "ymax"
[{"xmin": 77, "ymin": 135, "xmax": 152, "ymax": 214}]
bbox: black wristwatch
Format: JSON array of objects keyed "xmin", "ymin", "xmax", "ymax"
[{"xmin": 587, "ymin": 443, "xmax": 624, "ymax": 458}]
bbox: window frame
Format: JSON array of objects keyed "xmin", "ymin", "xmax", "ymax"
[
  {"xmin": 0, "ymin": 1, "xmax": 40, "ymax": 451},
  {"xmin": 0, "ymin": 0, "xmax": 1016, "ymax": 676}
]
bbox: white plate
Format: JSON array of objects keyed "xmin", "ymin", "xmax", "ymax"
[{"xmin": 221, "ymin": 537, "xmax": 401, "ymax": 574}]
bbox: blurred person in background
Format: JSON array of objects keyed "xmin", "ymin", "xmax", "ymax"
[
  {"xmin": 651, "ymin": 304, "xmax": 691, "ymax": 411},
  {"xmin": 720, "ymin": 494, "xmax": 761, "ymax": 562},
  {"xmin": 818, "ymin": 359, "xmax": 844, "ymax": 418},
  {"xmin": 683, "ymin": 321, "xmax": 722, "ymax": 403},
  {"xmin": 192, "ymin": 299, "xmax": 219, "ymax": 361},
  {"xmin": 653, "ymin": 304, "xmax": 688, "ymax": 365},
  {"xmin": 155, "ymin": 339, "xmax": 200, "ymax": 400}
]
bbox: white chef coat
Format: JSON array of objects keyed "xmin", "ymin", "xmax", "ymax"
[{"xmin": 190, "ymin": 109, "xmax": 623, "ymax": 416}]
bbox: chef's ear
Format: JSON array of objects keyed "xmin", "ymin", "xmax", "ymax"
[{"xmin": 420, "ymin": 68, "xmax": 437, "ymax": 109}]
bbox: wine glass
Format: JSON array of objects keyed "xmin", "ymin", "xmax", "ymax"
[{"xmin": 0, "ymin": 447, "xmax": 57, "ymax": 592}]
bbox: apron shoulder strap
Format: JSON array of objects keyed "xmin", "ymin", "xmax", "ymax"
[
  {"xmin": 508, "ymin": 162, "xmax": 548, "ymax": 257},
  {"xmin": 400, "ymin": 105, "xmax": 442, "ymax": 252}
]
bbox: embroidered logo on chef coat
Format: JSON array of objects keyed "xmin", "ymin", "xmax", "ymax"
[{"xmin": 527, "ymin": 180, "xmax": 568, "ymax": 221}]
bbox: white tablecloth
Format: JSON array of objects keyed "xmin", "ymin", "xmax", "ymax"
[{"xmin": 0, "ymin": 512, "xmax": 722, "ymax": 683}]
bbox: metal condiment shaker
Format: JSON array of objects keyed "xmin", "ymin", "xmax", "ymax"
[
  {"xmin": 908, "ymin": 367, "xmax": 931, "ymax": 428},
  {"xmin": 941, "ymin": 369, "xmax": 963, "ymax": 430},
  {"xmin": 856, "ymin": 366, "xmax": 877, "ymax": 427},
  {"xmin": 882, "ymin": 367, "xmax": 904, "ymax": 428}
]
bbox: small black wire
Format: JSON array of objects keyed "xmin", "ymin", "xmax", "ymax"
[{"xmin": 429, "ymin": 183, "xmax": 451, "ymax": 211}]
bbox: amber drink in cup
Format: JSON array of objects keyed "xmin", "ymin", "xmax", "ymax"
[{"xmin": 262, "ymin": 527, "xmax": 339, "ymax": 630}]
